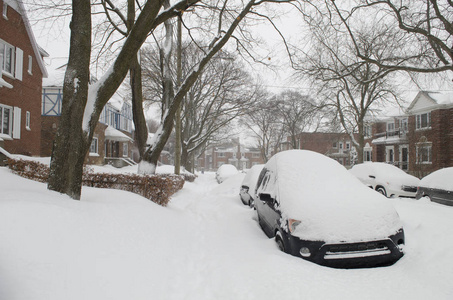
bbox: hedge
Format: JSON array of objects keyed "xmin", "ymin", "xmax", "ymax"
[{"xmin": 7, "ymin": 158, "xmax": 185, "ymax": 206}]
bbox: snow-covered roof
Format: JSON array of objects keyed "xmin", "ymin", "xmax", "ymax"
[
  {"xmin": 105, "ymin": 126, "xmax": 132, "ymax": 142},
  {"xmin": 407, "ymin": 91, "xmax": 453, "ymax": 113},
  {"xmin": 7, "ymin": 0, "xmax": 48, "ymax": 78}
]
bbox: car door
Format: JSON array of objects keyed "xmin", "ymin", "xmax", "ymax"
[{"xmin": 256, "ymin": 169, "xmax": 281, "ymax": 236}]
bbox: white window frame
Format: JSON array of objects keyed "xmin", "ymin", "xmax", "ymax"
[
  {"xmin": 25, "ymin": 111, "xmax": 30, "ymax": 130},
  {"xmin": 0, "ymin": 104, "xmax": 13, "ymax": 138},
  {"xmin": 416, "ymin": 143, "xmax": 432, "ymax": 164},
  {"xmin": 387, "ymin": 122, "xmax": 395, "ymax": 132},
  {"xmin": 400, "ymin": 118, "xmax": 408, "ymax": 131},
  {"xmin": 346, "ymin": 142, "xmax": 350, "ymax": 150},
  {"xmin": 217, "ymin": 152, "xmax": 225, "ymax": 157},
  {"xmin": 0, "ymin": 39, "xmax": 15, "ymax": 77},
  {"xmin": 386, "ymin": 145, "xmax": 394, "ymax": 163},
  {"xmin": 3, "ymin": 3, "xmax": 7, "ymax": 19},
  {"xmin": 416, "ymin": 112, "xmax": 431, "ymax": 130},
  {"xmin": 252, "ymin": 152, "xmax": 260, "ymax": 158},
  {"xmin": 28, "ymin": 55, "xmax": 32, "ymax": 75},
  {"xmin": 90, "ymin": 137, "xmax": 99, "ymax": 154}
]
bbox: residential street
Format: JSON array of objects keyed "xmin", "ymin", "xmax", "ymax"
[{"xmin": 1, "ymin": 167, "xmax": 453, "ymax": 299}]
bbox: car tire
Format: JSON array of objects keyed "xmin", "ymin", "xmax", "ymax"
[
  {"xmin": 275, "ymin": 231, "xmax": 290, "ymax": 254},
  {"xmin": 376, "ymin": 186, "xmax": 387, "ymax": 197}
]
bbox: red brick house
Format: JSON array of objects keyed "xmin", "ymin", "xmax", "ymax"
[
  {"xmin": 289, "ymin": 132, "xmax": 357, "ymax": 167},
  {"xmin": 0, "ymin": 0, "xmax": 47, "ymax": 161},
  {"xmin": 366, "ymin": 115, "xmax": 410, "ymax": 170},
  {"xmin": 197, "ymin": 138, "xmax": 264, "ymax": 171},
  {"xmin": 365, "ymin": 91, "xmax": 453, "ymax": 177}
]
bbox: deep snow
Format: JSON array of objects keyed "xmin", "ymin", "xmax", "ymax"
[{"xmin": 1, "ymin": 165, "xmax": 453, "ymax": 299}]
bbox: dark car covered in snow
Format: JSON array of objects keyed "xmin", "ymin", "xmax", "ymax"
[
  {"xmin": 254, "ymin": 150, "xmax": 405, "ymax": 268},
  {"xmin": 416, "ymin": 167, "xmax": 453, "ymax": 206}
]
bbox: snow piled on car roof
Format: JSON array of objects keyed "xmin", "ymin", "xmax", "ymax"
[
  {"xmin": 269, "ymin": 150, "xmax": 402, "ymax": 243},
  {"xmin": 420, "ymin": 167, "xmax": 453, "ymax": 191}
]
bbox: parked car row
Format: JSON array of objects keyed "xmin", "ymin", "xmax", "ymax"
[
  {"xmin": 230, "ymin": 150, "xmax": 451, "ymax": 268},
  {"xmin": 237, "ymin": 150, "xmax": 405, "ymax": 269},
  {"xmin": 349, "ymin": 162, "xmax": 453, "ymax": 206}
]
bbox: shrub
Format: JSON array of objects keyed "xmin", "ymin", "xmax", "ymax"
[{"xmin": 6, "ymin": 158, "xmax": 185, "ymax": 206}]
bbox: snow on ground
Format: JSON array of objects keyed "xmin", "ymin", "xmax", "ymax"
[{"xmin": 1, "ymin": 166, "xmax": 453, "ymax": 299}]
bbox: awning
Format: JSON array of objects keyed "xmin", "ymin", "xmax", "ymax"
[
  {"xmin": 105, "ymin": 126, "xmax": 133, "ymax": 142},
  {"xmin": 0, "ymin": 77, "xmax": 13, "ymax": 89}
]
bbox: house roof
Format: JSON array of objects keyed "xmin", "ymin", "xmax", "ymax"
[
  {"xmin": 7, "ymin": 0, "xmax": 48, "ymax": 78},
  {"xmin": 105, "ymin": 126, "xmax": 132, "ymax": 142},
  {"xmin": 407, "ymin": 91, "xmax": 453, "ymax": 113}
]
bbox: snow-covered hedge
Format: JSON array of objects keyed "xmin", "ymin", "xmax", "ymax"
[{"xmin": 7, "ymin": 158, "xmax": 184, "ymax": 206}]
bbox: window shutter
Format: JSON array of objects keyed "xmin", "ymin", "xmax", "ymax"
[
  {"xmin": 15, "ymin": 48, "xmax": 23, "ymax": 81},
  {"xmin": 13, "ymin": 107, "xmax": 21, "ymax": 139}
]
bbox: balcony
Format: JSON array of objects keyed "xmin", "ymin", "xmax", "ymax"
[{"xmin": 372, "ymin": 129, "xmax": 408, "ymax": 145}]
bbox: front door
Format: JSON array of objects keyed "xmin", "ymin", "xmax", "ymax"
[{"xmin": 400, "ymin": 145, "xmax": 409, "ymax": 171}]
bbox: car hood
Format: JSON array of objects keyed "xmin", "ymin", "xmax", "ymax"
[{"xmin": 271, "ymin": 151, "xmax": 403, "ymax": 243}]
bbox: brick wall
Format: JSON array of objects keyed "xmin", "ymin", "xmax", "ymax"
[{"xmin": 0, "ymin": 0, "xmax": 44, "ymax": 156}]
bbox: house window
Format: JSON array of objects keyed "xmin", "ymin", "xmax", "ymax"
[
  {"xmin": 0, "ymin": 104, "xmax": 12, "ymax": 136},
  {"xmin": 400, "ymin": 118, "xmax": 408, "ymax": 131},
  {"xmin": 364, "ymin": 150, "xmax": 372, "ymax": 162},
  {"xmin": 25, "ymin": 111, "xmax": 30, "ymax": 130},
  {"xmin": 332, "ymin": 142, "xmax": 337, "ymax": 148},
  {"xmin": 416, "ymin": 112, "xmax": 431, "ymax": 130},
  {"xmin": 0, "ymin": 40, "xmax": 15, "ymax": 76},
  {"xmin": 218, "ymin": 152, "xmax": 225, "ymax": 157},
  {"xmin": 339, "ymin": 142, "xmax": 343, "ymax": 149},
  {"xmin": 28, "ymin": 55, "xmax": 32, "ymax": 75},
  {"xmin": 346, "ymin": 142, "xmax": 350, "ymax": 150},
  {"xmin": 387, "ymin": 122, "xmax": 395, "ymax": 132},
  {"xmin": 386, "ymin": 146, "xmax": 394, "ymax": 163},
  {"xmin": 90, "ymin": 137, "xmax": 98, "ymax": 154},
  {"xmin": 122, "ymin": 143, "xmax": 128, "ymax": 157},
  {"xmin": 416, "ymin": 144, "xmax": 432, "ymax": 164},
  {"xmin": 363, "ymin": 125, "xmax": 372, "ymax": 137},
  {"xmin": 252, "ymin": 152, "xmax": 260, "ymax": 158}
]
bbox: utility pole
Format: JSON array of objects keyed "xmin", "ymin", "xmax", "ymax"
[{"xmin": 174, "ymin": 14, "xmax": 182, "ymax": 175}]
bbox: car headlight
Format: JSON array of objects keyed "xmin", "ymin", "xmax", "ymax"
[{"xmin": 288, "ymin": 218, "xmax": 301, "ymax": 233}]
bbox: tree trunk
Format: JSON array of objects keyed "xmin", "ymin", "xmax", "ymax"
[
  {"xmin": 130, "ymin": 56, "xmax": 148, "ymax": 160},
  {"xmin": 47, "ymin": 0, "xmax": 91, "ymax": 200}
]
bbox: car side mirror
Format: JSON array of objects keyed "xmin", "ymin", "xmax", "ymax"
[
  {"xmin": 369, "ymin": 175, "xmax": 376, "ymax": 179},
  {"xmin": 259, "ymin": 193, "xmax": 273, "ymax": 203}
]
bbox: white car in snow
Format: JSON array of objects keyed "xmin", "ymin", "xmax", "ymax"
[
  {"xmin": 215, "ymin": 164, "xmax": 239, "ymax": 184},
  {"xmin": 239, "ymin": 164, "xmax": 264, "ymax": 207},
  {"xmin": 349, "ymin": 162, "xmax": 420, "ymax": 198},
  {"xmin": 254, "ymin": 150, "xmax": 405, "ymax": 268}
]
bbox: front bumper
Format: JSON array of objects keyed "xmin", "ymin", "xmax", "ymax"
[{"xmin": 286, "ymin": 229, "xmax": 405, "ymax": 268}]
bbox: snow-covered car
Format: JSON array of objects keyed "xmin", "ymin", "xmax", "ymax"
[
  {"xmin": 254, "ymin": 150, "xmax": 405, "ymax": 268},
  {"xmin": 215, "ymin": 164, "xmax": 239, "ymax": 184},
  {"xmin": 349, "ymin": 162, "xmax": 420, "ymax": 198},
  {"xmin": 416, "ymin": 167, "xmax": 453, "ymax": 206},
  {"xmin": 239, "ymin": 164, "xmax": 264, "ymax": 207}
]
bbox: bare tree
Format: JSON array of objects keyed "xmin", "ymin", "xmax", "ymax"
[
  {"xmin": 141, "ymin": 43, "xmax": 259, "ymax": 171},
  {"xmin": 241, "ymin": 92, "xmax": 285, "ymax": 162},
  {"xmin": 329, "ymin": 0, "xmax": 453, "ymax": 74},
  {"xmin": 276, "ymin": 90, "xmax": 320, "ymax": 149},
  {"xmin": 295, "ymin": 6, "xmax": 402, "ymax": 163},
  {"xmin": 44, "ymin": 0, "xmax": 296, "ymax": 199}
]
